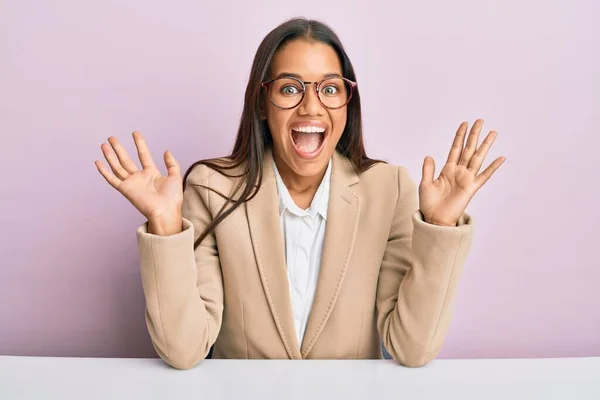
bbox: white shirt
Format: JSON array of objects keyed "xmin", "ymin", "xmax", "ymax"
[{"xmin": 273, "ymin": 158, "xmax": 332, "ymax": 347}]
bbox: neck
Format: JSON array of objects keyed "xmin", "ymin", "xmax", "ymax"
[{"xmin": 273, "ymin": 153, "xmax": 328, "ymax": 209}]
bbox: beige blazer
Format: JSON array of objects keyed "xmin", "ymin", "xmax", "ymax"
[{"xmin": 136, "ymin": 148, "xmax": 474, "ymax": 370}]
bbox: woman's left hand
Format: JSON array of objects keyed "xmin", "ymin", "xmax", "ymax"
[{"xmin": 418, "ymin": 119, "xmax": 506, "ymax": 227}]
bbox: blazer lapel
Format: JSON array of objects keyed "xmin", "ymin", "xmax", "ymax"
[
  {"xmin": 300, "ymin": 151, "xmax": 361, "ymax": 358},
  {"xmin": 245, "ymin": 149, "xmax": 302, "ymax": 359}
]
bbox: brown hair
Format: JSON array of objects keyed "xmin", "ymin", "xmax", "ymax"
[{"xmin": 183, "ymin": 18, "xmax": 384, "ymax": 250}]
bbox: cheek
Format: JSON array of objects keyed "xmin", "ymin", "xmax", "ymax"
[
  {"xmin": 266, "ymin": 109, "xmax": 292, "ymax": 143},
  {"xmin": 331, "ymin": 111, "xmax": 348, "ymax": 140}
]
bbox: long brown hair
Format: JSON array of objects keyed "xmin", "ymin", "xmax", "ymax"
[{"xmin": 183, "ymin": 18, "xmax": 384, "ymax": 250}]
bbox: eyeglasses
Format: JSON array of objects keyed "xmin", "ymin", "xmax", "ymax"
[{"xmin": 261, "ymin": 76, "xmax": 357, "ymax": 110}]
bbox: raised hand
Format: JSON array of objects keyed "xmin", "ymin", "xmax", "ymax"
[
  {"xmin": 95, "ymin": 132, "xmax": 183, "ymax": 235},
  {"xmin": 418, "ymin": 119, "xmax": 506, "ymax": 227}
]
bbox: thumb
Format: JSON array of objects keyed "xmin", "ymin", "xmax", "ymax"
[
  {"xmin": 422, "ymin": 156, "xmax": 435, "ymax": 184},
  {"xmin": 164, "ymin": 151, "xmax": 181, "ymax": 178}
]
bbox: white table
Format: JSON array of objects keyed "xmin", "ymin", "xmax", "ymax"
[{"xmin": 1, "ymin": 356, "xmax": 598, "ymax": 399}]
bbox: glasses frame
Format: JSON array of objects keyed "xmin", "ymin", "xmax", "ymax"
[{"xmin": 261, "ymin": 75, "xmax": 357, "ymax": 110}]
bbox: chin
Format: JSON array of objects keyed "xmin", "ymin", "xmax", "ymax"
[{"xmin": 288, "ymin": 147, "xmax": 334, "ymax": 176}]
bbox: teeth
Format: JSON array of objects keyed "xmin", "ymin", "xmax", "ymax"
[{"xmin": 292, "ymin": 126, "xmax": 326, "ymax": 133}]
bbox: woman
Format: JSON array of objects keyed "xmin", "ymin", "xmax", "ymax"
[{"xmin": 95, "ymin": 18, "xmax": 505, "ymax": 370}]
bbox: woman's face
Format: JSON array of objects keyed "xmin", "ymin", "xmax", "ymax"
[{"xmin": 262, "ymin": 39, "xmax": 347, "ymax": 179}]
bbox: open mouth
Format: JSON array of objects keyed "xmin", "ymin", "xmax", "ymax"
[{"xmin": 290, "ymin": 126, "xmax": 327, "ymax": 157}]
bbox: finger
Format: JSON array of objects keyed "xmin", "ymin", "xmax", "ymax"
[
  {"xmin": 95, "ymin": 160, "xmax": 122, "ymax": 190},
  {"xmin": 108, "ymin": 136, "xmax": 139, "ymax": 174},
  {"xmin": 421, "ymin": 156, "xmax": 435, "ymax": 184},
  {"xmin": 133, "ymin": 131, "xmax": 156, "ymax": 170},
  {"xmin": 474, "ymin": 157, "xmax": 506, "ymax": 188},
  {"xmin": 468, "ymin": 130, "xmax": 498, "ymax": 174},
  {"xmin": 101, "ymin": 143, "xmax": 130, "ymax": 180},
  {"xmin": 164, "ymin": 151, "xmax": 181, "ymax": 178},
  {"xmin": 459, "ymin": 119, "xmax": 484, "ymax": 167},
  {"xmin": 446, "ymin": 121, "xmax": 468, "ymax": 164}
]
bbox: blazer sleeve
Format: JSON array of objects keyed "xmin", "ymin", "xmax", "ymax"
[
  {"xmin": 136, "ymin": 164, "xmax": 224, "ymax": 370},
  {"xmin": 376, "ymin": 165, "xmax": 474, "ymax": 367}
]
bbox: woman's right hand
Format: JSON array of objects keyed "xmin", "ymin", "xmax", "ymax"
[{"xmin": 95, "ymin": 132, "xmax": 184, "ymax": 235}]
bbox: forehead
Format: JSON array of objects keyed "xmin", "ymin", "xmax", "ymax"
[{"xmin": 269, "ymin": 39, "xmax": 342, "ymax": 79}]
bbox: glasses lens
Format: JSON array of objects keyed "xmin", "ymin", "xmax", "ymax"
[
  {"xmin": 318, "ymin": 78, "xmax": 351, "ymax": 109},
  {"xmin": 269, "ymin": 78, "xmax": 304, "ymax": 108}
]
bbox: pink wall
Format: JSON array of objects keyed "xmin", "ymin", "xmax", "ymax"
[{"xmin": 1, "ymin": 0, "xmax": 598, "ymax": 359}]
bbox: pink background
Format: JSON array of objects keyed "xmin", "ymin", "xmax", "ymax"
[{"xmin": 1, "ymin": 0, "xmax": 598, "ymax": 359}]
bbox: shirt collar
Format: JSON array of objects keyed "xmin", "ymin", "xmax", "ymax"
[{"xmin": 273, "ymin": 157, "xmax": 331, "ymax": 220}]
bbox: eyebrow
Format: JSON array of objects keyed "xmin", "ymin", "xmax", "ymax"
[{"xmin": 274, "ymin": 72, "xmax": 343, "ymax": 80}]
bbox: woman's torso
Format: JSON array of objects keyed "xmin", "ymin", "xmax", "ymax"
[{"xmin": 189, "ymin": 149, "xmax": 403, "ymax": 359}]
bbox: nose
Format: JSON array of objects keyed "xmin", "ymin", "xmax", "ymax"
[{"xmin": 297, "ymin": 83, "xmax": 324, "ymax": 116}]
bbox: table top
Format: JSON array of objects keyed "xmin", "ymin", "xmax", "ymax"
[{"xmin": 1, "ymin": 356, "xmax": 599, "ymax": 399}]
